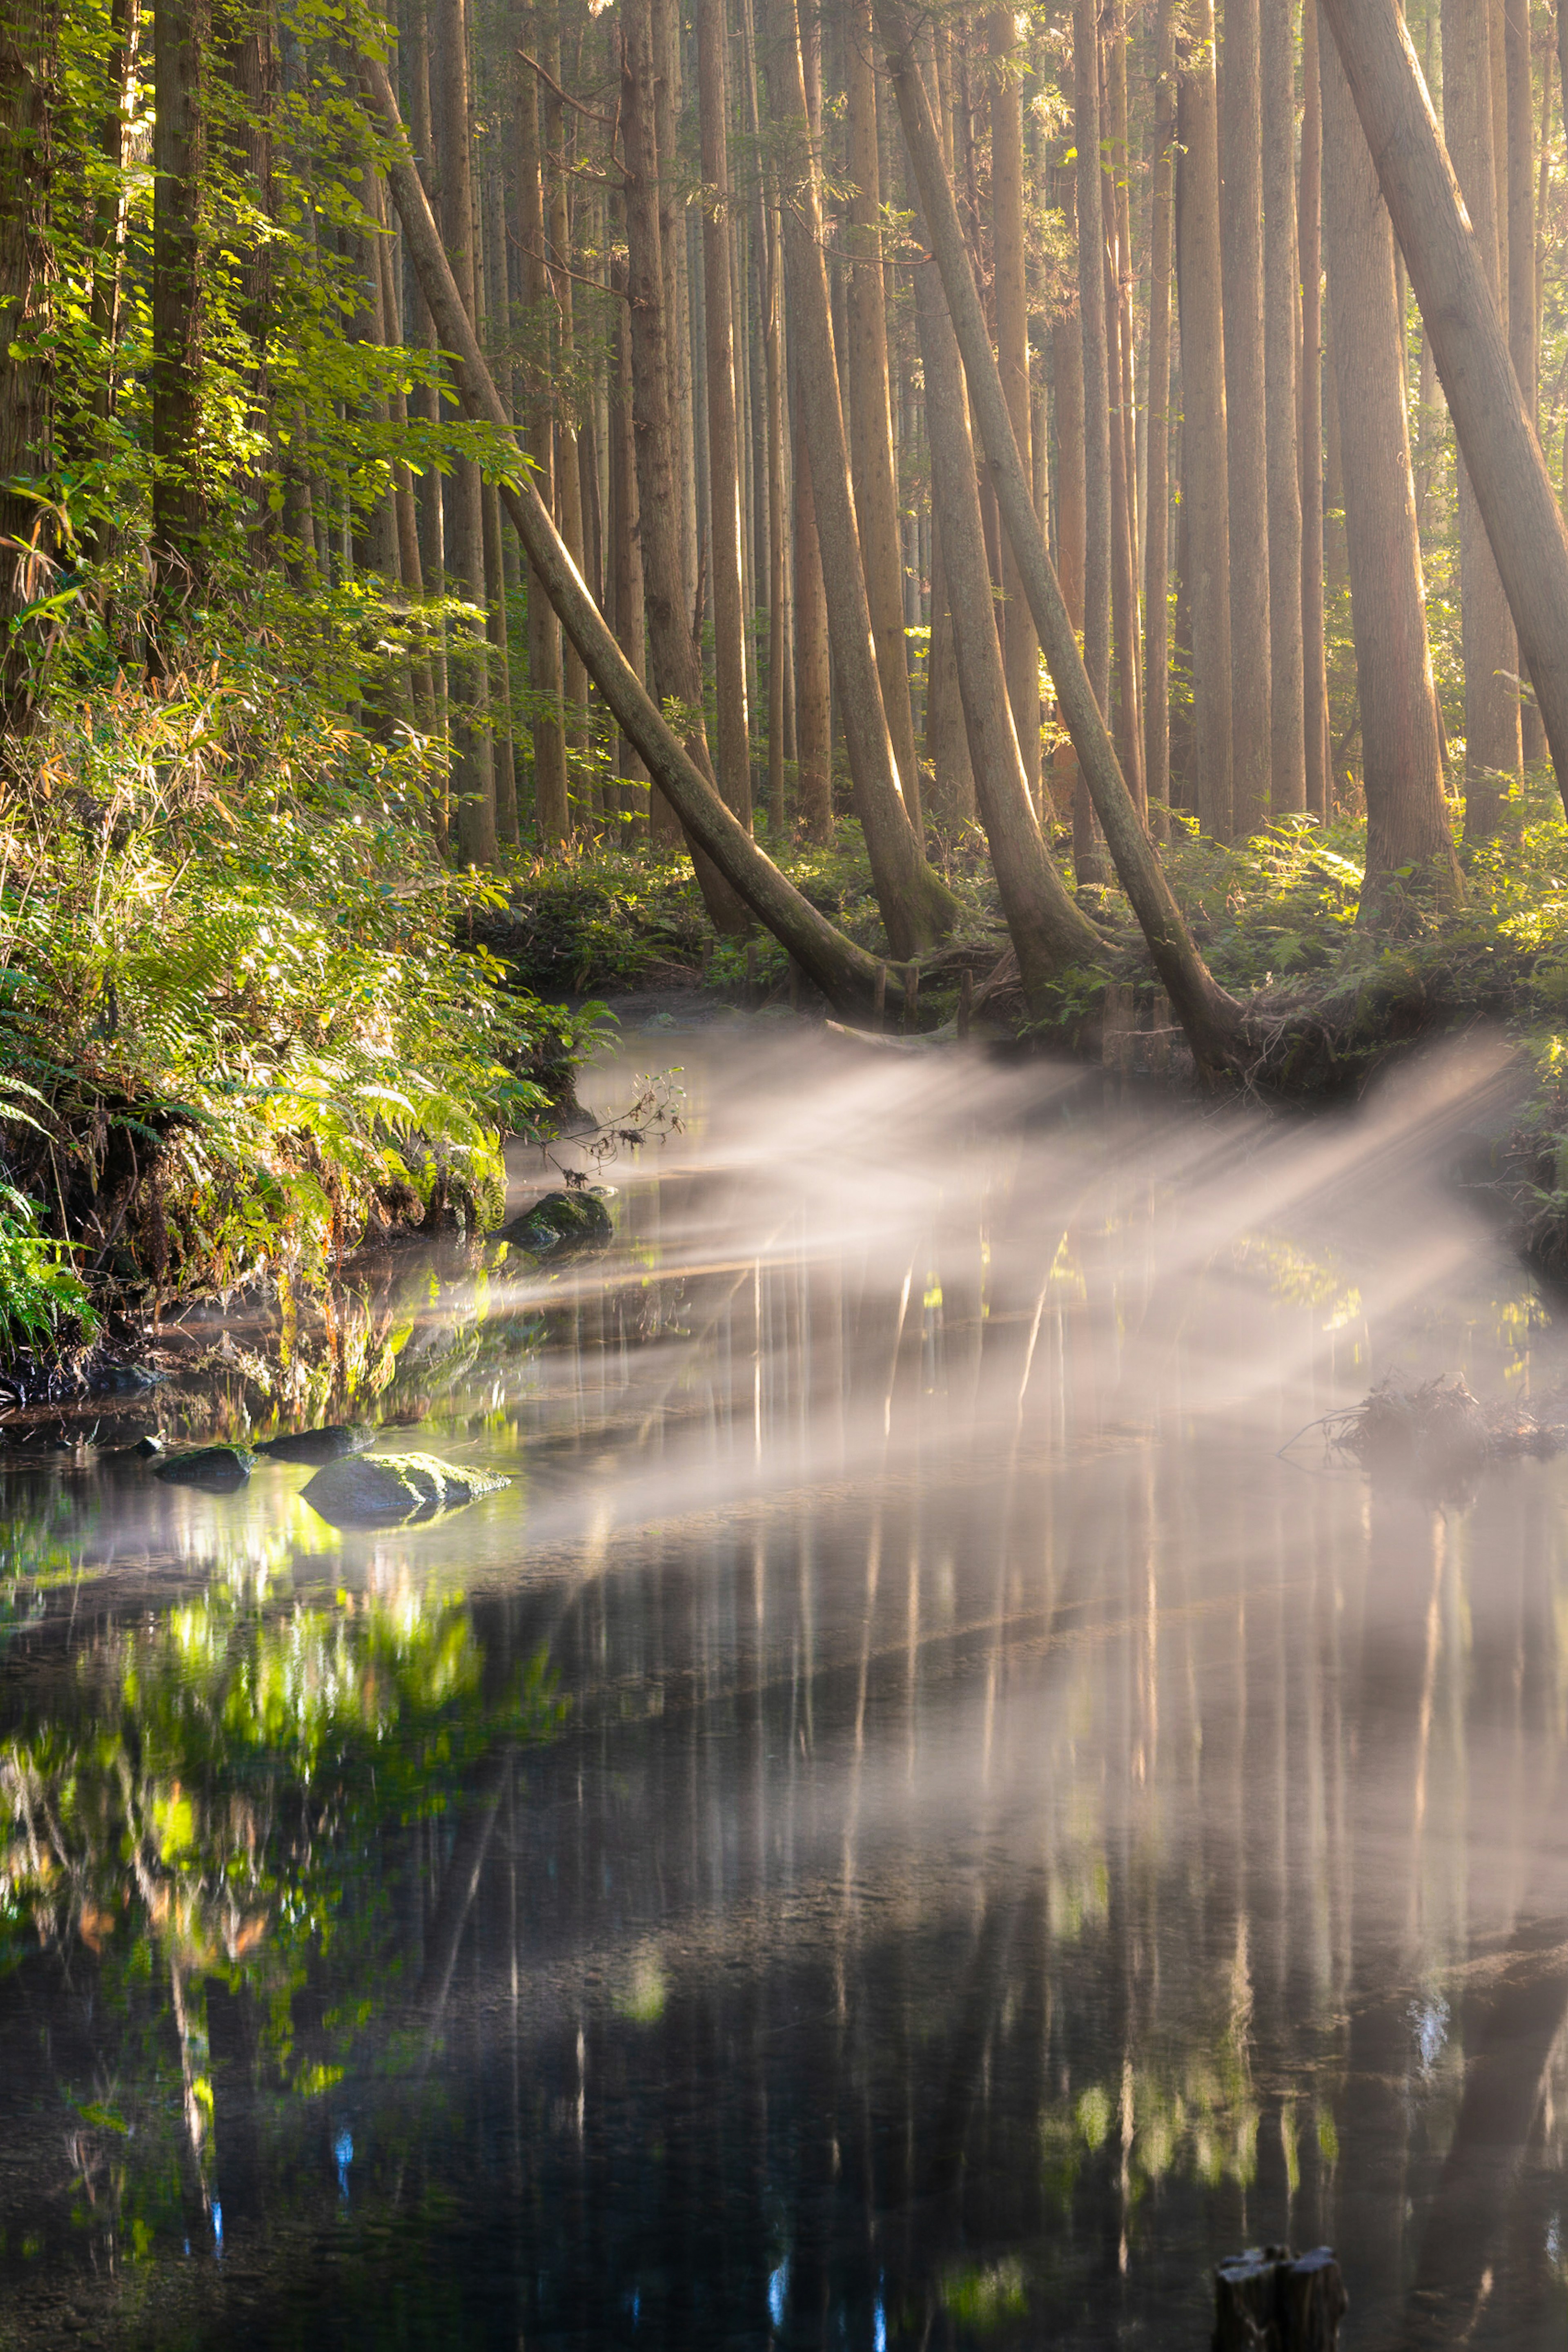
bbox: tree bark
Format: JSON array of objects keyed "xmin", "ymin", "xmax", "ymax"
[
  {"xmin": 1319, "ymin": 12, "xmax": 1459, "ymax": 907},
  {"xmin": 0, "ymin": 0, "xmax": 57, "ymax": 741},
  {"xmin": 1317, "ymin": 0, "xmax": 1568, "ymax": 817},
  {"xmin": 989, "ymin": 3, "xmax": 1041, "ymax": 816},
  {"xmin": 848, "ymin": 0, "xmax": 922, "ymax": 830},
  {"xmin": 610, "ymin": 247, "xmax": 650, "ymax": 825},
  {"xmin": 514, "ymin": 35, "xmax": 569, "ymax": 842},
  {"xmin": 1102, "ymin": 16, "xmax": 1144, "ymax": 813},
  {"xmin": 761, "ymin": 0, "xmax": 958, "ymax": 955},
  {"xmin": 1300, "ymin": 0, "xmax": 1330, "ymax": 818},
  {"xmin": 543, "ymin": 3, "xmax": 590, "ymax": 796},
  {"xmin": 653, "ymin": 0, "xmax": 699, "ymax": 635},
  {"xmin": 1221, "ymin": 0, "xmax": 1272, "ymax": 836},
  {"xmin": 1143, "ymin": 0, "xmax": 1176, "ymax": 835},
  {"xmin": 697, "ymin": 0, "xmax": 752, "ymax": 828},
  {"xmin": 1263, "ymin": 0, "xmax": 1306, "ymax": 815},
  {"xmin": 151, "ymin": 0, "xmax": 209, "ymax": 609},
  {"xmin": 434, "ymin": 0, "xmax": 497, "ymax": 867},
  {"xmin": 1176, "ymin": 2, "xmax": 1234, "ymax": 838},
  {"xmin": 362, "ymin": 47, "xmax": 894, "ymax": 1013},
  {"xmin": 916, "ymin": 260, "xmax": 1105, "ymax": 999},
  {"xmin": 880, "ymin": 6, "xmax": 1246, "ymax": 1075},
  {"xmin": 1072, "ymin": 0, "xmax": 1112, "ymax": 887},
  {"xmin": 1443, "ymin": 0, "xmax": 1521, "ymax": 838}
]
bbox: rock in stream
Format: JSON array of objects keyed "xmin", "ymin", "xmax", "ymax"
[
  {"xmin": 255, "ymin": 1424, "xmax": 374, "ymax": 1466},
  {"xmin": 152, "ymin": 1445, "xmax": 253, "ymax": 1492},
  {"xmin": 301, "ymin": 1451, "xmax": 510, "ymax": 1529}
]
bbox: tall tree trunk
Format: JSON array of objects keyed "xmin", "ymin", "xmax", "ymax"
[
  {"xmin": 1263, "ymin": 0, "xmax": 1306, "ymax": 815},
  {"xmin": 1442, "ymin": 0, "xmax": 1521, "ymax": 838},
  {"xmin": 1051, "ymin": 190, "xmax": 1087, "ymax": 829},
  {"xmin": 624, "ymin": 0, "xmax": 749, "ymax": 928},
  {"xmin": 1506, "ymin": 0, "xmax": 1545, "ymax": 764},
  {"xmin": 924, "ymin": 511, "xmax": 977, "ymax": 826},
  {"xmin": 375, "ymin": 199, "xmax": 436, "ymax": 736},
  {"xmin": 1143, "ymin": 0, "xmax": 1176, "ymax": 834},
  {"xmin": 406, "ymin": 0, "xmax": 448, "ymax": 742},
  {"xmin": 1103, "ymin": 15, "xmax": 1144, "ymax": 813},
  {"xmin": 1300, "ymin": 0, "xmax": 1330, "ymax": 817},
  {"xmin": 543, "ymin": 1, "xmax": 590, "ymax": 796},
  {"xmin": 653, "ymin": 0, "xmax": 699, "ymax": 633},
  {"xmin": 761, "ymin": 0, "xmax": 958, "ymax": 955},
  {"xmin": 610, "ymin": 250, "xmax": 650, "ymax": 825},
  {"xmin": 1319, "ymin": 15, "xmax": 1458, "ymax": 908},
  {"xmin": 989, "ymin": 3, "xmax": 1041, "ymax": 816},
  {"xmin": 1221, "ymin": 0, "xmax": 1272, "ymax": 836},
  {"xmin": 151, "ymin": 0, "xmax": 209, "ymax": 612},
  {"xmin": 1319, "ymin": 0, "xmax": 1568, "ymax": 819},
  {"xmin": 1074, "ymin": 0, "xmax": 1112, "ymax": 880},
  {"xmin": 362, "ymin": 48, "xmax": 897, "ymax": 1013},
  {"xmin": 848, "ymin": 0, "xmax": 923, "ymax": 831},
  {"xmin": 0, "ymin": 0, "xmax": 58, "ymax": 740},
  {"xmin": 1176, "ymin": 0, "xmax": 1234, "ymax": 838},
  {"xmin": 915, "ymin": 261, "xmax": 1105, "ymax": 999},
  {"xmin": 789, "ymin": 10, "xmax": 833, "ymax": 850},
  {"xmin": 697, "ymin": 0, "xmax": 752, "ymax": 827},
  {"xmin": 434, "ymin": 0, "xmax": 496, "ymax": 866},
  {"xmin": 515, "ymin": 39, "xmax": 568, "ymax": 842}
]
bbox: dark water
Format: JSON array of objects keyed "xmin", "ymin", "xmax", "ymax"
[{"xmin": 4, "ymin": 1023, "xmax": 1568, "ymax": 2350}]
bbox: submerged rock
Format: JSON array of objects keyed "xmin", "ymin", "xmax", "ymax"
[
  {"xmin": 255, "ymin": 1423, "xmax": 374, "ymax": 1466},
  {"xmin": 301, "ymin": 1451, "xmax": 510, "ymax": 1529},
  {"xmin": 501, "ymin": 1188, "xmax": 612, "ymax": 1256},
  {"xmin": 134, "ymin": 1434, "xmax": 165, "ymax": 1458},
  {"xmin": 153, "ymin": 1444, "xmax": 252, "ymax": 1492}
]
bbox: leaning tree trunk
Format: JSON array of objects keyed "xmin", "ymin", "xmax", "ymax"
[
  {"xmin": 1317, "ymin": 0, "xmax": 1568, "ymax": 823},
  {"xmin": 697, "ymin": 0, "xmax": 752, "ymax": 829},
  {"xmin": 880, "ymin": 3, "xmax": 1246, "ymax": 1077},
  {"xmin": 1319, "ymin": 12, "xmax": 1459, "ymax": 910},
  {"xmin": 1221, "ymin": 0, "xmax": 1272, "ymax": 839},
  {"xmin": 151, "ymin": 0, "xmax": 209, "ymax": 617},
  {"xmin": 360, "ymin": 48, "xmax": 895, "ymax": 1014},
  {"xmin": 1442, "ymin": 0, "xmax": 1521, "ymax": 841},
  {"xmin": 916, "ymin": 259, "xmax": 1105, "ymax": 1002},
  {"xmin": 760, "ymin": 0, "xmax": 958, "ymax": 956},
  {"xmin": 0, "ymin": 0, "xmax": 58, "ymax": 743},
  {"xmin": 1175, "ymin": 0, "xmax": 1234, "ymax": 840},
  {"xmin": 1262, "ymin": 0, "xmax": 1305, "ymax": 816}
]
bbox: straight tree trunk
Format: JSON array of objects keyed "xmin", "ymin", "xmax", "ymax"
[
  {"xmin": 924, "ymin": 512, "xmax": 977, "ymax": 825},
  {"xmin": 362, "ymin": 47, "xmax": 896, "ymax": 1013},
  {"xmin": 1221, "ymin": 0, "xmax": 1272, "ymax": 836},
  {"xmin": 434, "ymin": 0, "xmax": 496, "ymax": 866},
  {"xmin": 1143, "ymin": 0, "xmax": 1176, "ymax": 834},
  {"xmin": 653, "ymin": 0, "xmax": 699, "ymax": 633},
  {"xmin": 989, "ymin": 3, "xmax": 1042, "ymax": 815},
  {"xmin": 915, "ymin": 260, "xmax": 1105, "ymax": 999},
  {"xmin": 1102, "ymin": 18, "xmax": 1144, "ymax": 813},
  {"xmin": 515, "ymin": 38, "xmax": 569, "ymax": 842},
  {"xmin": 0, "ymin": 0, "xmax": 58, "ymax": 740},
  {"xmin": 1263, "ymin": 0, "xmax": 1306, "ymax": 814},
  {"xmin": 1442, "ymin": 0, "xmax": 1521, "ymax": 837},
  {"xmin": 1074, "ymin": 0, "xmax": 1112, "ymax": 880},
  {"xmin": 697, "ymin": 0, "xmax": 752, "ymax": 826},
  {"xmin": 543, "ymin": 2, "xmax": 590, "ymax": 792},
  {"xmin": 1176, "ymin": 2, "xmax": 1234, "ymax": 838},
  {"xmin": 848, "ymin": 0, "xmax": 923, "ymax": 830},
  {"xmin": 1319, "ymin": 0, "xmax": 1568, "ymax": 819},
  {"xmin": 793, "ymin": 418, "xmax": 834, "ymax": 841},
  {"xmin": 151, "ymin": 0, "xmax": 209, "ymax": 608},
  {"xmin": 1319, "ymin": 16, "xmax": 1458, "ymax": 906},
  {"xmin": 610, "ymin": 250, "xmax": 650, "ymax": 824},
  {"xmin": 1505, "ymin": 0, "xmax": 1546, "ymax": 765},
  {"xmin": 761, "ymin": 0, "xmax": 958, "ymax": 954},
  {"xmin": 1051, "ymin": 210, "xmax": 1087, "ymax": 824},
  {"xmin": 1300, "ymin": 0, "xmax": 1330, "ymax": 816}
]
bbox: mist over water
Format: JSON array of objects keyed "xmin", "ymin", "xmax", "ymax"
[{"xmin": 5, "ymin": 1021, "xmax": 1568, "ymax": 2349}]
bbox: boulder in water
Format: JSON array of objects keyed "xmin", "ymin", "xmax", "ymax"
[
  {"xmin": 153, "ymin": 1445, "xmax": 252, "ymax": 1492},
  {"xmin": 501, "ymin": 1188, "xmax": 612, "ymax": 1256},
  {"xmin": 301, "ymin": 1451, "xmax": 510, "ymax": 1529},
  {"xmin": 255, "ymin": 1424, "xmax": 374, "ymax": 1466}
]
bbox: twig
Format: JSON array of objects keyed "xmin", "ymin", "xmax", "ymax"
[{"xmin": 516, "ymin": 47, "xmax": 617, "ymax": 126}]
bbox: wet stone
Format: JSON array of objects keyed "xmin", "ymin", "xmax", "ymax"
[
  {"xmin": 501, "ymin": 1188, "xmax": 612, "ymax": 1255},
  {"xmin": 254, "ymin": 1423, "xmax": 374, "ymax": 1466},
  {"xmin": 301, "ymin": 1451, "xmax": 510, "ymax": 1529},
  {"xmin": 151, "ymin": 1444, "xmax": 252, "ymax": 1492}
]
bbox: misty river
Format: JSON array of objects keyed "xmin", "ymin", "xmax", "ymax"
[{"xmin": 3, "ymin": 1020, "xmax": 1568, "ymax": 2349}]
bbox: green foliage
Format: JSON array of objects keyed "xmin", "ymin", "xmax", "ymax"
[{"xmin": 0, "ymin": 1184, "xmax": 96, "ymax": 1351}]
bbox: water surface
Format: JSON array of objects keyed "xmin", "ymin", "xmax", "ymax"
[{"xmin": 4, "ymin": 1024, "xmax": 1568, "ymax": 2349}]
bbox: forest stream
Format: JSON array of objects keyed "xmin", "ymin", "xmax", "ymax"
[{"xmin": 4, "ymin": 1021, "xmax": 1568, "ymax": 2350}]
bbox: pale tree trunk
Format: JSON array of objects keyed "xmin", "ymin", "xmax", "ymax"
[
  {"xmin": 623, "ymin": 0, "xmax": 749, "ymax": 928},
  {"xmin": 514, "ymin": 39, "xmax": 569, "ymax": 842},
  {"xmin": 1052, "ymin": 179, "xmax": 1087, "ymax": 825},
  {"xmin": 610, "ymin": 250, "xmax": 650, "ymax": 826},
  {"xmin": 653, "ymin": 0, "xmax": 699, "ymax": 635},
  {"xmin": 697, "ymin": 0, "xmax": 752, "ymax": 827},
  {"xmin": 1490, "ymin": 0, "xmax": 1508, "ymax": 343},
  {"xmin": 1143, "ymin": 0, "xmax": 1176, "ymax": 835},
  {"xmin": 151, "ymin": 0, "xmax": 209, "ymax": 611},
  {"xmin": 924, "ymin": 511, "xmax": 977, "ymax": 825},
  {"xmin": 1074, "ymin": 0, "xmax": 1112, "ymax": 881},
  {"xmin": 1300, "ymin": 0, "xmax": 1330, "ymax": 816},
  {"xmin": 880, "ymin": 3, "xmax": 1246, "ymax": 1075},
  {"xmin": 1442, "ymin": 0, "xmax": 1521, "ymax": 838},
  {"xmin": 848, "ymin": 0, "xmax": 922, "ymax": 829},
  {"xmin": 1319, "ymin": 0, "xmax": 1568, "ymax": 818},
  {"xmin": 1263, "ymin": 0, "xmax": 1305, "ymax": 815},
  {"xmin": 1176, "ymin": 0, "xmax": 1234, "ymax": 838},
  {"xmin": 373, "ymin": 184, "xmax": 437, "ymax": 737},
  {"xmin": 1102, "ymin": 15, "xmax": 1144, "ymax": 812},
  {"xmin": 0, "ymin": 0, "xmax": 57, "ymax": 740},
  {"xmin": 405, "ymin": 0, "xmax": 447, "ymax": 742},
  {"xmin": 1319, "ymin": 18, "xmax": 1459, "ymax": 908},
  {"xmin": 543, "ymin": 2, "xmax": 590, "ymax": 801},
  {"xmin": 789, "ymin": 3, "xmax": 833, "ymax": 856},
  {"xmin": 915, "ymin": 261, "xmax": 1105, "ymax": 1001},
  {"xmin": 1505, "ymin": 0, "xmax": 1545, "ymax": 764},
  {"xmin": 362, "ymin": 48, "xmax": 900, "ymax": 1013},
  {"xmin": 761, "ymin": 0, "xmax": 958, "ymax": 955},
  {"xmin": 1221, "ymin": 0, "xmax": 1271, "ymax": 837},
  {"xmin": 434, "ymin": 0, "xmax": 496, "ymax": 866},
  {"xmin": 989, "ymin": 3, "xmax": 1042, "ymax": 816}
]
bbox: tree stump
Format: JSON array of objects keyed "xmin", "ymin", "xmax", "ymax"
[{"xmin": 1214, "ymin": 2247, "xmax": 1345, "ymax": 2351}]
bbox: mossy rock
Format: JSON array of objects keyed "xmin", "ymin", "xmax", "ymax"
[
  {"xmin": 301, "ymin": 1451, "xmax": 510, "ymax": 1529},
  {"xmin": 501, "ymin": 1188, "xmax": 612, "ymax": 1256},
  {"xmin": 255, "ymin": 1423, "xmax": 374, "ymax": 1466},
  {"xmin": 152, "ymin": 1445, "xmax": 252, "ymax": 1492}
]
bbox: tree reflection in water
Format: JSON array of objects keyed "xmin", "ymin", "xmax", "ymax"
[{"xmin": 2, "ymin": 1031, "xmax": 1568, "ymax": 2348}]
